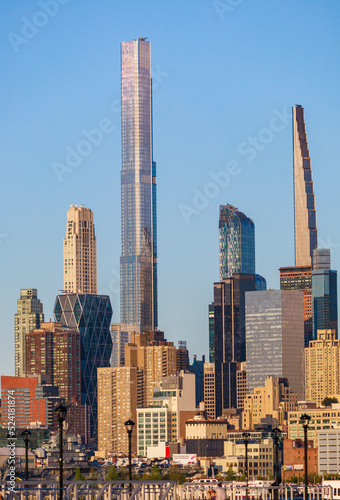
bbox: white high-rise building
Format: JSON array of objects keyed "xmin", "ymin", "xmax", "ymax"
[
  {"xmin": 63, "ymin": 205, "xmax": 97, "ymax": 294},
  {"xmin": 14, "ymin": 288, "xmax": 44, "ymax": 376}
]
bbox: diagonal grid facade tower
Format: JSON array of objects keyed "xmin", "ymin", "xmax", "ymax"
[{"xmin": 120, "ymin": 39, "xmax": 157, "ymax": 332}]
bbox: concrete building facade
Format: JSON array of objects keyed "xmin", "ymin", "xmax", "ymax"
[
  {"xmin": 242, "ymin": 376, "xmax": 298, "ymax": 430},
  {"xmin": 97, "ymin": 366, "xmax": 138, "ymax": 455},
  {"xmin": 63, "ymin": 205, "xmax": 97, "ymax": 294},
  {"xmin": 293, "ymin": 105, "xmax": 318, "ymax": 268},
  {"xmin": 15, "ymin": 288, "xmax": 44, "ymax": 377},
  {"xmin": 305, "ymin": 329, "xmax": 340, "ymax": 406}
]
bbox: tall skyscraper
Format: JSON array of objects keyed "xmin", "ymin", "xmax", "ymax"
[
  {"xmin": 219, "ymin": 204, "xmax": 255, "ymax": 280},
  {"xmin": 293, "ymin": 105, "xmax": 318, "ymax": 267},
  {"xmin": 312, "ymin": 249, "xmax": 338, "ymax": 337},
  {"xmin": 210, "ymin": 274, "xmax": 257, "ymax": 414},
  {"xmin": 120, "ymin": 39, "xmax": 157, "ymax": 332},
  {"xmin": 15, "ymin": 289, "xmax": 44, "ymax": 377},
  {"xmin": 280, "ymin": 265, "xmax": 313, "ymax": 346},
  {"xmin": 54, "ymin": 293, "xmax": 112, "ymax": 438},
  {"xmin": 63, "ymin": 205, "xmax": 97, "ymax": 294},
  {"xmin": 246, "ymin": 290, "xmax": 305, "ymax": 399}
]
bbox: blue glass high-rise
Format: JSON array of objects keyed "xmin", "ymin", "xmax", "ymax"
[
  {"xmin": 54, "ymin": 293, "xmax": 112, "ymax": 439},
  {"xmin": 120, "ymin": 39, "xmax": 157, "ymax": 332},
  {"xmin": 219, "ymin": 204, "xmax": 255, "ymax": 280},
  {"xmin": 312, "ymin": 249, "xmax": 338, "ymax": 338}
]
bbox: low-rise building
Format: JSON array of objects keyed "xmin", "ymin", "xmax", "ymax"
[
  {"xmin": 243, "ymin": 376, "xmax": 298, "ymax": 430},
  {"xmin": 283, "ymin": 438, "xmax": 317, "ymax": 480},
  {"xmin": 318, "ymin": 427, "xmax": 340, "ymax": 474},
  {"xmin": 288, "ymin": 405, "xmax": 340, "ymax": 446},
  {"xmin": 137, "ymin": 371, "xmax": 197, "ymax": 456},
  {"xmin": 212, "ymin": 438, "xmax": 274, "ymax": 477}
]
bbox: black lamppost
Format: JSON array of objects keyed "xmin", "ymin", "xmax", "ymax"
[
  {"xmin": 124, "ymin": 419, "xmax": 135, "ymax": 490},
  {"xmin": 299, "ymin": 414, "xmax": 311, "ymax": 500},
  {"xmin": 272, "ymin": 427, "xmax": 282, "ymax": 500},
  {"xmin": 21, "ymin": 429, "xmax": 31, "ymax": 481},
  {"xmin": 242, "ymin": 432, "xmax": 250, "ymax": 500},
  {"xmin": 55, "ymin": 404, "xmax": 67, "ymax": 500}
]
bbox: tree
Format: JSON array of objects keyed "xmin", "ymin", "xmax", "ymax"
[
  {"xmin": 322, "ymin": 396, "xmax": 339, "ymax": 407},
  {"xmin": 89, "ymin": 467, "xmax": 97, "ymax": 480},
  {"xmin": 149, "ymin": 465, "xmax": 162, "ymax": 480},
  {"xmin": 225, "ymin": 465, "xmax": 236, "ymax": 481},
  {"xmin": 106, "ymin": 466, "xmax": 119, "ymax": 481},
  {"xmin": 163, "ymin": 470, "xmax": 187, "ymax": 484},
  {"xmin": 74, "ymin": 468, "xmax": 85, "ymax": 481}
]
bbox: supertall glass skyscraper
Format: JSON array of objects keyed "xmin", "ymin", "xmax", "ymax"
[
  {"xmin": 120, "ymin": 39, "xmax": 157, "ymax": 332},
  {"xmin": 219, "ymin": 204, "xmax": 255, "ymax": 281},
  {"xmin": 293, "ymin": 105, "xmax": 318, "ymax": 267}
]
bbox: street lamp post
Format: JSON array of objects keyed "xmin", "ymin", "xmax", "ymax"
[
  {"xmin": 55, "ymin": 404, "xmax": 67, "ymax": 500},
  {"xmin": 21, "ymin": 429, "xmax": 31, "ymax": 482},
  {"xmin": 124, "ymin": 419, "xmax": 135, "ymax": 492},
  {"xmin": 272, "ymin": 427, "xmax": 282, "ymax": 500},
  {"xmin": 299, "ymin": 414, "xmax": 311, "ymax": 500},
  {"xmin": 243, "ymin": 432, "xmax": 250, "ymax": 500}
]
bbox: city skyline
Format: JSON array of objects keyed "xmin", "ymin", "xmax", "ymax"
[{"xmin": 1, "ymin": 1, "xmax": 340, "ymax": 378}]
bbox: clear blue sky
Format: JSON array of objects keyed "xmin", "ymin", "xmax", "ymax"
[{"xmin": 1, "ymin": 0, "xmax": 340, "ymax": 377}]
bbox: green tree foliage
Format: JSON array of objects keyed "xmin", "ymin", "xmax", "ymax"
[
  {"xmin": 74, "ymin": 468, "xmax": 85, "ymax": 481},
  {"xmin": 106, "ymin": 466, "xmax": 119, "ymax": 481},
  {"xmin": 225, "ymin": 465, "xmax": 236, "ymax": 481},
  {"xmin": 322, "ymin": 396, "xmax": 339, "ymax": 406},
  {"xmin": 89, "ymin": 467, "xmax": 97, "ymax": 480},
  {"xmin": 163, "ymin": 466, "xmax": 186, "ymax": 484},
  {"xmin": 149, "ymin": 465, "xmax": 162, "ymax": 480}
]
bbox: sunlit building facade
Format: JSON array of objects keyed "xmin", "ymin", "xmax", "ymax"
[
  {"xmin": 97, "ymin": 366, "xmax": 138, "ymax": 454},
  {"xmin": 293, "ymin": 105, "xmax": 318, "ymax": 267},
  {"xmin": 305, "ymin": 329, "xmax": 340, "ymax": 406},
  {"xmin": 280, "ymin": 265, "xmax": 313, "ymax": 346},
  {"xmin": 120, "ymin": 39, "xmax": 157, "ymax": 332},
  {"xmin": 63, "ymin": 205, "xmax": 97, "ymax": 294},
  {"xmin": 15, "ymin": 289, "xmax": 44, "ymax": 377}
]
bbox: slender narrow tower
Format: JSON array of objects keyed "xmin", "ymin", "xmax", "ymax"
[
  {"xmin": 293, "ymin": 105, "xmax": 318, "ymax": 267},
  {"xmin": 120, "ymin": 39, "xmax": 157, "ymax": 331}
]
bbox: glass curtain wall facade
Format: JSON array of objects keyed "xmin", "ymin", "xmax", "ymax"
[
  {"xmin": 54, "ymin": 293, "xmax": 112, "ymax": 439},
  {"xmin": 219, "ymin": 204, "xmax": 255, "ymax": 281},
  {"xmin": 211, "ymin": 274, "xmax": 256, "ymax": 414},
  {"xmin": 293, "ymin": 105, "xmax": 318, "ymax": 267},
  {"xmin": 245, "ymin": 290, "xmax": 304, "ymax": 399},
  {"xmin": 120, "ymin": 39, "xmax": 157, "ymax": 332},
  {"xmin": 312, "ymin": 271, "xmax": 338, "ymax": 338},
  {"xmin": 280, "ymin": 265, "xmax": 313, "ymax": 346}
]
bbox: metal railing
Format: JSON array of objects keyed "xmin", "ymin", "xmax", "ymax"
[
  {"xmin": 176, "ymin": 484, "xmax": 333, "ymax": 500},
  {"xmin": 0, "ymin": 482, "xmax": 333, "ymax": 500},
  {"xmin": 0, "ymin": 480, "xmax": 177, "ymax": 500}
]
